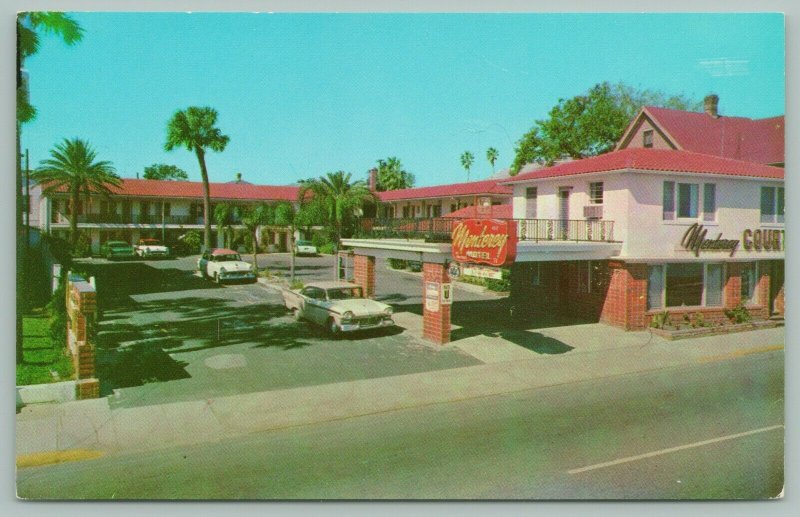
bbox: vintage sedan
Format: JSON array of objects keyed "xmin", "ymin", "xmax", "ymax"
[
  {"xmin": 135, "ymin": 238, "xmax": 170, "ymax": 259},
  {"xmin": 100, "ymin": 240, "xmax": 136, "ymax": 260},
  {"xmin": 197, "ymin": 248, "xmax": 257, "ymax": 283},
  {"xmin": 293, "ymin": 240, "xmax": 318, "ymax": 256},
  {"xmin": 282, "ymin": 281, "xmax": 395, "ymax": 335}
]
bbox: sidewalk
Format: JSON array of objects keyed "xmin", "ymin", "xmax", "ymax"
[{"xmin": 16, "ymin": 326, "xmax": 784, "ymax": 459}]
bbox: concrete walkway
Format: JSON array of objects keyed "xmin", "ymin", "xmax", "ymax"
[{"xmin": 16, "ymin": 325, "xmax": 783, "ymax": 459}]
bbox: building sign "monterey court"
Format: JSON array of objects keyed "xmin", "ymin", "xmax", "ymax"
[{"xmin": 680, "ymin": 223, "xmax": 784, "ymax": 257}]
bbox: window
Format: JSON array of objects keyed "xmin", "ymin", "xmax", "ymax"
[
  {"xmin": 665, "ymin": 263, "xmax": 703, "ymax": 307},
  {"xmin": 643, "ymin": 129, "xmax": 654, "ymax": 148},
  {"xmin": 450, "ymin": 204, "xmax": 457, "ymax": 213},
  {"xmin": 648, "ymin": 265, "xmax": 664, "ymax": 310},
  {"xmin": 431, "ymin": 205, "xmax": 442, "ymax": 218},
  {"xmin": 164, "ymin": 203, "xmax": 171, "ymax": 217},
  {"xmin": 402, "ymin": 206, "xmax": 411, "ymax": 218},
  {"xmin": 741, "ymin": 262, "xmax": 758, "ymax": 305},
  {"xmin": 589, "ymin": 182, "xmax": 604, "ymax": 204},
  {"xmin": 525, "ymin": 187, "xmax": 537, "ymax": 219},
  {"xmin": 705, "ymin": 263, "xmax": 724, "ymax": 306},
  {"xmin": 760, "ymin": 186, "xmax": 785, "ymax": 224},
  {"xmin": 663, "ymin": 181, "xmax": 675, "ymax": 220},
  {"xmin": 677, "ymin": 183, "xmax": 699, "ymax": 218},
  {"xmin": 703, "ymin": 184, "xmax": 716, "ymax": 222}
]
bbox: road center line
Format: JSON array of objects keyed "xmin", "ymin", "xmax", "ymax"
[{"xmin": 568, "ymin": 424, "xmax": 784, "ymax": 475}]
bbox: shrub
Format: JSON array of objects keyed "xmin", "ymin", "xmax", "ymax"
[
  {"xmin": 71, "ymin": 232, "xmax": 92, "ymax": 258},
  {"xmin": 650, "ymin": 310, "xmax": 670, "ymax": 329},
  {"xmin": 319, "ymin": 242, "xmax": 336, "ymax": 255},
  {"xmin": 259, "ymin": 268, "xmax": 272, "ymax": 278},
  {"xmin": 485, "ymin": 269, "xmax": 511, "ymax": 292},
  {"xmin": 724, "ymin": 304, "xmax": 752, "ymax": 324},
  {"xmin": 694, "ymin": 312, "xmax": 706, "ymax": 328},
  {"xmin": 46, "ymin": 277, "xmax": 67, "ymax": 345},
  {"xmin": 388, "ymin": 258, "xmax": 408, "ymax": 270},
  {"xmin": 289, "ymin": 279, "xmax": 304, "ymax": 290},
  {"xmin": 182, "ymin": 231, "xmax": 202, "ymax": 253}
]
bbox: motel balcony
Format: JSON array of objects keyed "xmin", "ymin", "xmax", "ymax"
[
  {"xmin": 51, "ymin": 213, "xmax": 207, "ymax": 226},
  {"xmin": 355, "ymin": 217, "xmax": 617, "ymax": 244}
]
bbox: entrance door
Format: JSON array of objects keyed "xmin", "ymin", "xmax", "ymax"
[
  {"xmin": 558, "ymin": 188, "xmax": 571, "ymax": 239},
  {"xmin": 769, "ymin": 260, "xmax": 784, "ymax": 315}
]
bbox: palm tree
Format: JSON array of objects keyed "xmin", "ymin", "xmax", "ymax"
[
  {"xmin": 274, "ymin": 201, "xmax": 297, "ymax": 282},
  {"xmin": 298, "ymin": 171, "xmax": 375, "ymax": 247},
  {"xmin": 32, "ymin": 138, "xmax": 120, "ymax": 246},
  {"xmin": 460, "ymin": 151, "xmax": 475, "ymax": 181},
  {"xmin": 165, "ymin": 106, "xmax": 229, "ymax": 250},
  {"xmin": 240, "ymin": 204, "xmax": 274, "ymax": 275},
  {"xmin": 214, "ymin": 203, "xmax": 237, "ymax": 248},
  {"xmin": 486, "ymin": 147, "xmax": 499, "ymax": 173}
]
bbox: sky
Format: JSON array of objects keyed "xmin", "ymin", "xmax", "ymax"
[{"xmin": 21, "ymin": 12, "xmax": 785, "ymax": 187}]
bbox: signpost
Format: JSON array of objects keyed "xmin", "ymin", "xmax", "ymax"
[
  {"xmin": 440, "ymin": 283, "xmax": 453, "ymax": 305},
  {"xmin": 425, "ymin": 282, "xmax": 440, "ymax": 312}
]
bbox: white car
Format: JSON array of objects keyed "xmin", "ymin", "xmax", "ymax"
[
  {"xmin": 197, "ymin": 249, "xmax": 257, "ymax": 283},
  {"xmin": 293, "ymin": 240, "xmax": 318, "ymax": 256},
  {"xmin": 282, "ymin": 281, "xmax": 395, "ymax": 335},
  {"xmin": 135, "ymin": 238, "xmax": 170, "ymax": 259}
]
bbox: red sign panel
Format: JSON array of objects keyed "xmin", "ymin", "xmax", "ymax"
[{"xmin": 451, "ymin": 219, "xmax": 517, "ymax": 266}]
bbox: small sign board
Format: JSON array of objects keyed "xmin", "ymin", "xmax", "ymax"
[
  {"xmin": 462, "ymin": 265, "xmax": 503, "ymax": 280},
  {"xmin": 441, "ymin": 283, "xmax": 453, "ymax": 305},
  {"xmin": 447, "ymin": 261, "xmax": 461, "ymax": 278},
  {"xmin": 425, "ymin": 281, "xmax": 440, "ymax": 312}
]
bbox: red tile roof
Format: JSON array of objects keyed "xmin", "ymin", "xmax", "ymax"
[
  {"xmin": 443, "ymin": 204, "xmax": 513, "ymax": 219},
  {"xmin": 623, "ymin": 107, "xmax": 784, "ymax": 165},
  {"xmin": 502, "ymin": 148, "xmax": 784, "ymax": 184},
  {"xmin": 51, "ymin": 178, "xmax": 300, "ymax": 201},
  {"xmin": 376, "ymin": 179, "xmax": 512, "ymax": 202},
  {"xmin": 211, "ymin": 248, "xmax": 239, "ymax": 256}
]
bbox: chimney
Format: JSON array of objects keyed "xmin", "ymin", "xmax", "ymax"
[
  {"xmin": 704, "ymin": 94, "xmax": 720, "ymax": 118},
  {"xmin": 368, "ymin": 168, "xmax": 378, "ymax": 191}
]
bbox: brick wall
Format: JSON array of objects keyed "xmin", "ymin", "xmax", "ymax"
[
  {"xmin": 66, "ymin": 277, "xmax": 100, "ymax": 399},
  {"xmin": 353, "ymin": 254, "xmax": 376, "ymax": 299},
  {"xmin": 422, "ymin": 262, "xmax": 451, "ymax": 344},
  {"xmin": 599, "ymin": 261, "xmax": 647, "ymax": 330}
]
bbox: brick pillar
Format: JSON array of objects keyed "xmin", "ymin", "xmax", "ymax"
[
  {"xmin": 625, "ymin": 263, "xmax": 648, "ymax": 330},
  {"xmin": 724, "ymin": 263, "xmax": 742, "ymax": 308},
  {"xmin": 67, "ymin": 279, "xmax": 100, "ymax": 399},
  {"xmin": 422, "ymin": 262, "xmax": 451, "ymax": 344},
  {"xmin": 600, "ymin": 261, "xmax": 647, "ymax": 330},
  {"xmin": 353, "ymin": 254, "xmax": 376, "ymax": 298}
]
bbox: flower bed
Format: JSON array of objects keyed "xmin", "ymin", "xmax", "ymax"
[{"xmin": 649, "ymin": 319, "xmax": 783, "ymax": 341}]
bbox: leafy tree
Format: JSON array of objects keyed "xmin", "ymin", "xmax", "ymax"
[
  {"xmin": 274, "ymin": 202, "xmax": 298, "ymax": 281},
  {"xmin": 143, "ymin": 163, "xmax": 189, "ymax": 181},
  {"xmin": 214, "ymin": 203, "xmax": 238, "ymax": 248},
  {"xmin": 298, "ymin": 171, "xmax": 375, "ymax": 247},
  {"xmin": 486, "ymin": 147, "xmax": 499, "ymax": 172},
  {"xmin": 375, "ymin": 157, "xmax": 415, "ymax": 191},
  {"xmin": 32, "ymin": 138, "xmax": 120, "ymax": 246},
  {"xmin": 165, "ymin": 106, "xmax": 229, "ymax": 250},
  {"xmin": 460, "ymin": 151, "xmax": 475, "ymax": 181},
  {"xmin": 511, "ymin": 82, "xmax": 701, "ymax": 174},
  {"xmin": 240, "ymin": 204, "xmax": 273, "ymax": 275}
]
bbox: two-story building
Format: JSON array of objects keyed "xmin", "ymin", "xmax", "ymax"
[
  {"xmin": 502, "ymin": 147, "xmax": 784, "ymax": 329},
  {"xmin": 38, "ymin": 179, "xmax": 300, "ymax": 254},
  {"xmin": 375, "ymin": 178, "xmax": 512, "ymax": 219}
]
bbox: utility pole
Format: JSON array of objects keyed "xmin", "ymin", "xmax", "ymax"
[{"xmin": 25, "ymin": 149, "xmax": 30, "ymax": 246}]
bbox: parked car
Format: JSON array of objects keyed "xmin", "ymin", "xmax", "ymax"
[
  {"xmin": 197, "ymin": 248, "xmax": 257, "ymax": 283},
  {"xmin": 282, "ymin": 281, "xmax": 395, "ymax": 336},
  {"xmin": 135, "ymin": 238, "xmax": 170, "ymax": 259},
  {"xmin": 293, "ymin": 240, "xmax": 318, "ymax": 256},
  {"xmin": 100, "ymin": 240, "xmax": 136, "ymax": 260}
]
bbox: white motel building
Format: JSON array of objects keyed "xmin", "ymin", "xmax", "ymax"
[{"xmin": 33, "ymin": 95, "xmax": 784, "ymax": 342}]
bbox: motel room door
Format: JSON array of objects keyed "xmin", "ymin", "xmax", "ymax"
[
  {"xmin": 558, "ymin": 187, "xmax": 571, "ymax": 239},
  {"xmin": 769, "ymin": 260, "xmax": 784, "ymax": 315}
]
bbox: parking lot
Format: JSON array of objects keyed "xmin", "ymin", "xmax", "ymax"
[{"xmin": 81, "ymin": 254, "xmax": 490, "ymax": 408}]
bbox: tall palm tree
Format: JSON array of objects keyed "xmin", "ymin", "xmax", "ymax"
[
  {"xmin": 486, "ymin": 147, "xmax": 499, "ymax": 173},
  {"xmin": 274, "ymin": 201, "xmax": 298, "ymax": 282},
  {"xmin": 32, "ymin": 138, "xmax": 120, "ymax": 246},
  {"xmin": 165, "ymin": 106, "xmax": 229, "ymax": 250},
  {"xmin": 460, "ymin": 151, "xmax": 475, "ymax": 182},
  {"xmin": 298, "ymin": 171, "xmax": 375, "ymax": 247}
]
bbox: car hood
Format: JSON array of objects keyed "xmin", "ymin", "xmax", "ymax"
[
  {"xmin": 217, "ymin": 261, "xmax": 253, "ymax": 272},
  {"xmin": 332, "ymin": 298, "xmax": 390, "ymax": 317}
]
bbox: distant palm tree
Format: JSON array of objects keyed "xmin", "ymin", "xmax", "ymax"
[
  {"xmin": 486, "ymin": 147, "xmax": 499, "ymax": 173},
  {"xmin": 32, "ymin": 138, "xmax": 120, "ymax": 246},
  {"xmin": 460, "ymin": 151, "xmax": 475, "ymax": 181},
  {"xmin": 376, "ymin": 156, "xmax": 415, "ymax": 191},
  {"xmin": 214, "ymin": 203, "xmax": 237, "ymax": 248},
  {"xmin": 240, "ymin": 204, "xmax": 274, "ymax": 275},
  {"xmin": 298, "ymin": 171, "xmax": 375, "ymax": 246},
  {"xmin": 165, "ymin": 106, "xmax": 229, "ymax": 250}
]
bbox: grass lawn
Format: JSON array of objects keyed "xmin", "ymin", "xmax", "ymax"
[{"xmin": 17, "ymin": 312, "xmax": 74, "ymax": 386}]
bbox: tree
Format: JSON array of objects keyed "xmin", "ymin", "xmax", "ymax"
[
  {"xmin": 143, "ymin": 163, "xmax": 189, "ymax": 181},
  {"xmin": 240, "ymin": 204, "xmax": 273, "ymax": 276},
  {"xmin": 274, "ymin": 202, "xmax": 298, "ymax": 282},
  {"xmin": 298, "ymin": 171, "xmax": 375, "ymax": 247},
  {"xmin": 375, "ymin": 157, "xmax": 415, "ymax": 191},
  {"xmin": 511, "ymin": 82, "xmax": 701, "ymax": 174},
  {"xmin": 165, "ymin": 106, "xmax": 229, "ymax": 250},
  {"xmin": 460, "ymin": 151, "xmax": 475, "ymax": 182},
  {"xmin": 32, "ymin": 138, "xmax": 120, "ymax": 246},
  {"xmin": 214, "ymin": 203, "xmax": 237, "ymax": 248},
  {"xmin": 486, "ymin": 147, "xmax": 499, "ymax": 173}
]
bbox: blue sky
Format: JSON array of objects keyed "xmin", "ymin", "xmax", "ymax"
[{"xmin": 22, "ymin": 12, "xmax": 784, "ymax": 187}]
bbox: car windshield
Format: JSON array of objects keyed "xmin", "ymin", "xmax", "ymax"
[
  {"xmin": 297, "ymin": 240, "xmax": 312, "ymax": 246},
  {"xmin": 141, "ymin": 239, "xmax": 161, "ymax": 245},
  {"xmin": 215, "ymin": 254, "xmax": 242, "ymax": 262},
  {"xmin": 325, "ymin": 287, "xmax": 362, "ymax": 300}
]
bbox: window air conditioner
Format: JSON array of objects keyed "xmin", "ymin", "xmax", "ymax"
[{"xmin": 583, "ymin": 205, "xmax": 603, "ymax": 219}]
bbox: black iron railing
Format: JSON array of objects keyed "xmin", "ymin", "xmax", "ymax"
[
  {"xmin": 62, "ymin": 214, "xmax": 205, "ymax": 225},
  {"xmin": 355, "ymin": 218, "xmax": 616, "ymax": 243}
]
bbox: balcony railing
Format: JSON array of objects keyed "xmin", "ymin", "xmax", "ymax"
[
  {"xmin": 56, "ymin": 214, "xmax": 206, "ymax": 225},
  {"xmin": 355, "ymin": 218, "xmax": 616, "ymax": 243}
]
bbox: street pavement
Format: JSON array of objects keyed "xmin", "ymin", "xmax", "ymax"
[{"xmin": 16, "ymin": 350, "xmax": 783, "ymax": 499}]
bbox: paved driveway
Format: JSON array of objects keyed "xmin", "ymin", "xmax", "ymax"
[{"xmin": 80, "ymin": 256, "xmax": 480, "ymax": 409}]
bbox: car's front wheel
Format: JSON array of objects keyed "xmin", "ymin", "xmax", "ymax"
[
  {"xmin": 214, "ymin": 272, "xmax": 221, "ymax": 284},
  {"xmin": 292, "ymin": 308, "xmax": 302, "ymax": 322},
  {"xmin": 327, "ymin": 318, "xmax": 340, "ymax": 337}
]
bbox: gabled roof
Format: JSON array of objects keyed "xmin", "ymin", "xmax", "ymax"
[
  {"xmin": 376, "ymin": 179, "xmax": 512, "ymax": 202},
  {"xmin": 49, "ymin": 178, "xmax": 300, "ymax": 201},
  {"xmin": 617, "ymin": 106, "xmax": 785, "ymax": 165},
  {"xmin": 443, "ymin": 204, "xmax": 513, "ymax": 219},
  {"xmin": 501, "ymin": 148, "xmax": 784, "ymax": 185}
]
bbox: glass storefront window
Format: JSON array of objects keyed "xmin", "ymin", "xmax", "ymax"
[
  {"xmin": 705, "ymin": 263, "xmax": 724, "ymax": 306},
  {"xmin": 665, "ymin": 263, "xmax": 703, "ymax": 307},
  {"xmin": 648, "ymin": 265, "xmax": 663, "ymax": 310},
  {"xmin": 741, "ymin": 262, "xmax": 758, "ymax": 305}
]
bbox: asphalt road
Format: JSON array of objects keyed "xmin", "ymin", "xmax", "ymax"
[{"xmin": 16, "ymin": 350, "xmax": 783, "ymax": 500}]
